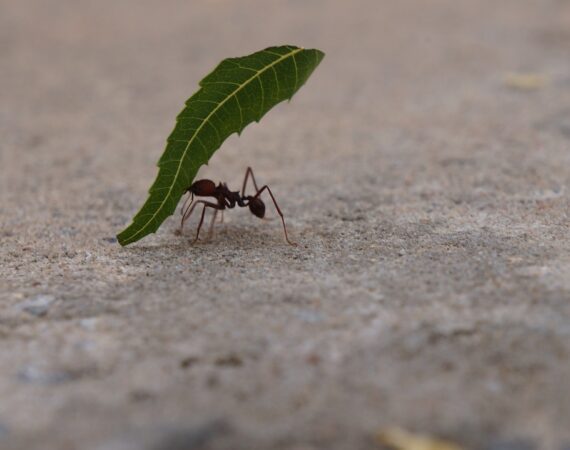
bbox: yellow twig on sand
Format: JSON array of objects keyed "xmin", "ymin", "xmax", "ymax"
[
  {"xmin": 376, "ymin": 427, "xmax": 464, "ymax": 450},
  {"xmin": 504, "ymin": 73, "xmax": 548, "ymax": 90}
]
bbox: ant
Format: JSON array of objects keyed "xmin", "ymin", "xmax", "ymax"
[{"xmin": 179, "ymin": 167, "xmax": 297, "ymax": 246}]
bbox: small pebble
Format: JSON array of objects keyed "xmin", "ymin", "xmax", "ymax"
[
  {"xmin": 129, "ymin": 389, "xmax": 155, "ymax": 402},
  {"xmin": 17, "ymin": 295, "xmax": 55, "ymax": 317},
  {"xmin": 79, "ymin": 317, "xmax": 98, "ymax": 330},
  {"xmin": 180, "ymin": 356, "xmax": 200, "ymax": 369},
  {"xmin": 295, "ymin": 309, "xmax": 323, "ymax": 323},
  {"xmin": 214, "ymin": 354, "xmax": 243, "ymax": 367},
  {"xmin": 152, "ymin": 420, "xmax": 231, "ymax": 450},
  {"xmin": 17, "ymin": 365, "xmax": 74, "ymax": 385}
]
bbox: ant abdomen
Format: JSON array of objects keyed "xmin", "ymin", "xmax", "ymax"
[
  {"xmin": 249, "ymin": 197, "xmax": 265, "ymax": 218},
  {"xmin": 190, "ymin": 179, "xmax": 216, "ymax": 196}
]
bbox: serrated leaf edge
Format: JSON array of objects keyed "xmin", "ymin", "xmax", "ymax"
[{"xmin": 119, "ymin": 47, "xmax": 305, "ymax": 245}]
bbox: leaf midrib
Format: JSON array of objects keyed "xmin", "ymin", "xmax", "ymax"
[{"xmin": 124, "ymin": 47, "xmax": 303, "ymax": 243}]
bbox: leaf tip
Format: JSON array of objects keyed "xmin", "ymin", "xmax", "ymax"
[{"xmin": 116, "ymin": 230, "xmax": 130, "ymax": 246}]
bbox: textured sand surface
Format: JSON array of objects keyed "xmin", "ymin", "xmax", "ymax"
[{"xmin": 1, "ymin": 1, "xmax": 570, "ymax": 449}]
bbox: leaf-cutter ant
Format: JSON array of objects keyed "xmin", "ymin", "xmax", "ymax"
[{"xmin": 179, "ymin": 167, "xmax": 296, "ymax": 245}]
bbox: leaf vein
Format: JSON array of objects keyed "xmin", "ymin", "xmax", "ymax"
[{"xmin": 120, "ymin": 47, "xmax": 312, "ymax": 244}]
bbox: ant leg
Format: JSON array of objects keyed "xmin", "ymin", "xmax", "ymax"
[
  {"xmin": 241, "ymin": 167, "xmax": 261, "ymax": 197},
  {"xmin": 191, "ymin": 201, "xmax": 223, "ymax": 245},
  {"xmin": 181, "ymin": 199, "xmax": 217, "ymax": 234},
  {"xmin": 180, "ymin": 197, "xmax": 202, "ymax": 233},
  {"xmin": 220, "ymin": 210, "xmax": 224, "ymax": 224},
  {"xmin": 180, "ymin": 191, "xmax": 194, "ymax": 216},
  {"xmin": 177, "ymin": 193, "xmax": 195, "ymax": 233},
  {"xmin": 254, "ymin": 185, "xmax": 297, "ymax": 246},
  {"xmin": 207, "ymin": 209, "xmax": 218, "ymax": 239}
]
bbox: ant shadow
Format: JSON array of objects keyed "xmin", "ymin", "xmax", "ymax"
[
  {"xmin": 123, "ymin": 221, "xmax": 298, "ymax": 259},
  {"xmin": 177, "ymin": 220, "xmax": 293, "ymax": 249}
]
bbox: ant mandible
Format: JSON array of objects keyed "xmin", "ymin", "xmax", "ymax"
[{"xmin": 179, "ymin": 167, "xmax": 297, "ymax": 246}]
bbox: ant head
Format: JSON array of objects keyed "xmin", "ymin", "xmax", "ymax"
[
  {"xmin": 189, "ymin": 179, "xmax": 216, "ymax": 196},
  {"xmin": 249, "ymin": 197, "xmax": 265, "ymax": 218}
]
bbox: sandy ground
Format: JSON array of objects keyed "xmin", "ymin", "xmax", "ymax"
[{"xmin": 1, "ymin": 0, "xmax": 570, "ymax": 449}]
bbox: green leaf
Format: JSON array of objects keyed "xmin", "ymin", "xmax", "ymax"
[{"xmin": 117, "ymin": 45, "xmax": 324, "ymax": 246}]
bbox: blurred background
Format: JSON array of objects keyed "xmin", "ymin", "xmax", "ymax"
[{"xmin": 1, "ymin": 1, "xmax": 570, "ymax": 449}]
